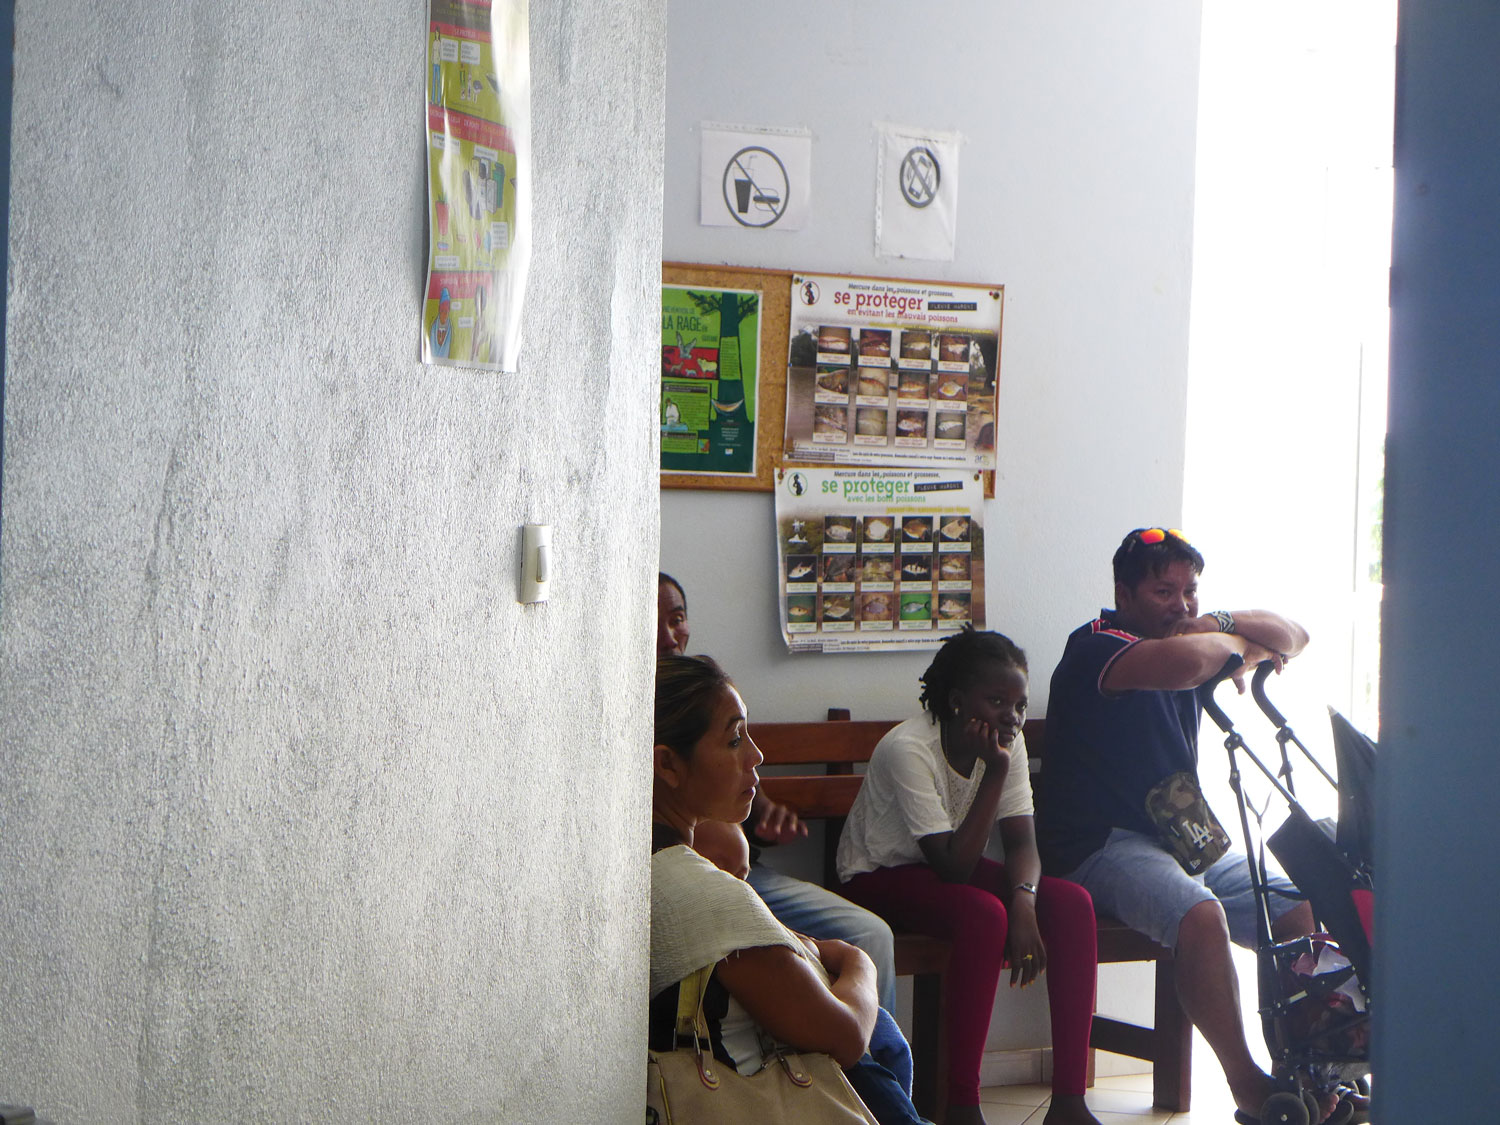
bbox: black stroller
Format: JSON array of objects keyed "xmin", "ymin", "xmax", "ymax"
[{"xmin": 1200, "ymin": 661, "xmax": 1375, "ymax": 1125}]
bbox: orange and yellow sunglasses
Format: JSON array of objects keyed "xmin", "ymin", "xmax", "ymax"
[{"xmin": 1133, "ymin": 527, "xmax": 1188, "ymax": 545}]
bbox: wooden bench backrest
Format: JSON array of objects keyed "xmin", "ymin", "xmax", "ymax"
[{"xmin": 754, "ymin": 712, "xmax": 1048, "ymax": 821}]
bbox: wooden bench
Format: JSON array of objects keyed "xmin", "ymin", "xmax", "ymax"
[{"xmin": 752, "ymin": 711, "xmax": 1192, "ymax": 1119}]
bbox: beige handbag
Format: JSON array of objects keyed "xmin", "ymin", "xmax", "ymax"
[{"xmin": 646, "ymin": 967, "xmax": 880, "ymax": 1125}]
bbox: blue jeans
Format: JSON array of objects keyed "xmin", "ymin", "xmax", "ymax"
[
  {"xmin": 747, "ymin": 861, "xmax": 897, "ymax": 1011},
  {"xmin": 844, "ymin": 1008, "xmax": 930, "ymax": 1125},
  {"xmin": 1066, "ymin": 827, "xmax": 1302, "ymax": 949}
]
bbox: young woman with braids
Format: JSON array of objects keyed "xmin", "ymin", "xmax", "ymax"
[{"xmin": 836, "ymin": 629, "xmax": 1103, "ymax": 1125}]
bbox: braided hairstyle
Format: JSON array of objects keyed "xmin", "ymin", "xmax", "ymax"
[{"xmin": 918, "ymin": 626, "xmax": 1028, "ymax": 724}]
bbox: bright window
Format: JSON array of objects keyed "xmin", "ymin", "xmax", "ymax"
[{"xmin": 1184, "ymin": 1, "xmax": 1394, "ymax": 812}]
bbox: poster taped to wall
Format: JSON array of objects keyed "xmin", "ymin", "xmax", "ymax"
[
  {"xmin": 875, "ymin": 124, "xmax": 962, "ymax": 261},
  {"xmin": 774, "ymin": 468, "xmax": 985, "ymax": 653},
  {"xmin": 700, "ymin": 124, "xmax": 812, "ymax": 231},
  {"xmin": 661, "ymin": 286, "xmax": 762, "ymax": 477},
  {"xmin": 783, "ymin": 274, "xmax": 1002, "ymax": 471},
  {"xmin": 423, "ymin": 0, "xmax": 531, "ymax": 372}
]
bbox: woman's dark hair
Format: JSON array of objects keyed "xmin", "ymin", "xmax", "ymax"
[
  {"xmin": 1111, "ymin": 528, "xmax": 1205, "ymax": 590},
  {"xmin": 918, "ymin": 627, "xmax": 1028, "ymax": 722},
  {"xmin": 655, "ymin": 654, "xmax": 732, "ymax": 757},
  {"xmin": 659, "ymin": 571, "xmax": 688, "ymax": 614}
]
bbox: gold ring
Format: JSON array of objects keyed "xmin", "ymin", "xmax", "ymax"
[{"xmin": 1022, "ymin": 954, "xmax": 1034, "ymax": 961}]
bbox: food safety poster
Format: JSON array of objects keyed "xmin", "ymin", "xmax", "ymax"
[
  {"xmin": 661, "ymin": 286, "xmax": 762, "ymax": 477},
  {"xmin": 782, "ymin": 274, "xmax": 1002, "ymax": 471},
  {"xmin": 423, "ymin": 0, "xmax": 531, "ymax": 372},
  {"xmin": 774, "ymin": 468, "xmax": 986, "ymax": 653}
]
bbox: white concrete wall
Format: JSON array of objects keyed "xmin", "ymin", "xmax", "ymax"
[
  {"xmin": 662, "ymin": 0, "xmax": 1202, "ymax": 1059},
  {"xmin": 0, "ymin": 1, "xmax": 664, "ymax": 1121}
]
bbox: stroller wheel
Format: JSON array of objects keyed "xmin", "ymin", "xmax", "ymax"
[
  {"xmin": 1324, "ymin": 1097, "xmax": 1355, "ymax": 1125},
  {"xmin": 1262, "ymin": 1091, "xmax": 1311, "ymax": 1125}
]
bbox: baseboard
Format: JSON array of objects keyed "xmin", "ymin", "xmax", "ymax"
[
  {"xmin": 1093, "ymin": 1050, "xmax": 1155, "ymax": 1078},
  {"xmin": 978, "ymin": 1047, "xmax": 1048, "ymax": 1088}
]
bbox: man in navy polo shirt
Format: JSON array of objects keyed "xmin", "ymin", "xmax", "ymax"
[{"xmin": 1038, "ymin": 528, "xmax": 1319, "ymax": 1122}]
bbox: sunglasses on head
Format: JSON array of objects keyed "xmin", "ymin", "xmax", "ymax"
[{"xmin": 1128, "ymin": 527, "xmax": 1189, "ymax": 548}]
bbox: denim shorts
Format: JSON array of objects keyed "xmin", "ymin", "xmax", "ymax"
[{"xmin": 1064, "ymin": 827, "xmax": 1302, "ymax": 949}]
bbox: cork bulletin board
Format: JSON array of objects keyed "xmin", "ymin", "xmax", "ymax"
[{"xmin": 660, "ymin": 261, "xmax": 995, "ymax": 498}]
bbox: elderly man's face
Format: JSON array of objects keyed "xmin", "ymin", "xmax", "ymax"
[{"xmin": 657, "ymin": 581, "xmax": 689, "ymax": 656}]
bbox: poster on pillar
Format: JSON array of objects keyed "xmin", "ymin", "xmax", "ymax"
[
  {"xmin": 660, "ymin": 285, "xmax": 762, "ymax": 477},
  {"xmin": 423, "ymin": 0, "xmax": 531, "ymax": 372},
  {"xmin": 699, "ymin": 124, "xmax": 812, "ymax": 231},
  {"xmin": 775, "ymin": 468, "xmax": 986, "ymax": 654},
  {"xmin": 783, "ymin": 273, "xmax": 1002, "ymax": 471},
  {"xmin": 875, "ymin": 124, "xmax": 961, "ymax": 261}
]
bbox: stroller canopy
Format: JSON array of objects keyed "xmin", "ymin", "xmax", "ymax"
[{"xmin": 1328, "ymin": 708, "xmax": 1376, "ymax": 873}]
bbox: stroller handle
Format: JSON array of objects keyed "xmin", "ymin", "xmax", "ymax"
[
  {"xmin": 1250, "ymin": 663, "xmax": 1288, "ymax": 726},
  {"xmin": 1199, "ymin": 653, "xmax": 1244, "ymax": 734},
  {"xmin": 1200, "ymin": 656, "xmax": 1304, "ymax": 808}
]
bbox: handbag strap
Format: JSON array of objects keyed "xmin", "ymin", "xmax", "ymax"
[
  {"xmin": 673, "ymin": 966, "xmax": 713, "ymax": 1040},
  {"xmin": 672, "ymin": 964, "xmax": 816, "ymax": 1089},
  {"xmin": 672, "ymin": 966, "xmax": 723, "ymax": 1089}
]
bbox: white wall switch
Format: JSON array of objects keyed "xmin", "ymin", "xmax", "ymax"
[{"xmin": 519, "ymin": 523, "xmax": 551, "ymax": 604}]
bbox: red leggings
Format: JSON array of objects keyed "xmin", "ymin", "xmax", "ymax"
[{"xmin": 842, "ymin": 860, "xmax": 1097, "ymax": 1107}]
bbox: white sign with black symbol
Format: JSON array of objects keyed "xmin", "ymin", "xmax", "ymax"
[
  {"xmin": 701, "ymin": 123, "xmax": 811, "ymax": 231},
  {"xmin": 876, "ymin": 123, "xmax": 961, "ymax": 260},
  {"xmin": 899, "ymin": 147, "xmax": 940, "ymax": 208}
]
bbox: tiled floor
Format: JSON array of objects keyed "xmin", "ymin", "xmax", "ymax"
[{"xmin": 977, "ymin": 1033, "xmax": 1244, "ymax": 1123}]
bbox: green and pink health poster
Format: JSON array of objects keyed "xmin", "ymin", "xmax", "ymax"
[
  {"xmin": 660, "ymin": 285, "xmax": 762, "ymax": 477},
  {"xmin": 423, "ymin": 0, "xmax": 530, "ymax": 372}
]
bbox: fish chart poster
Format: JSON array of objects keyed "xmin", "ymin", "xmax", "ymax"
[
  {"xmin": 423, "ymin": 0, "xmax": 531, "ymax": 372},
  {"xmin": 661, "ymin": 285, "xmax": 762, "ymax": 477},
  {"xmin": 774, "ymin": 468, "xmax": 986, "ymax": 654},
  {"xmin": 783, "ymin": 274, "xmax": 1003, "ymax": 471}
]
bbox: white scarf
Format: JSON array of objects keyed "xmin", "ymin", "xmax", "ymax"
[{"xmin": 650, "ymin": 845, "xmax": 815, "ymax": 999}]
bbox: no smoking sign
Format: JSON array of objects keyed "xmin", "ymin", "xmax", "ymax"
[{"xmin": 899, "ymin": 146, "xmax": 940, "ymax": 209}]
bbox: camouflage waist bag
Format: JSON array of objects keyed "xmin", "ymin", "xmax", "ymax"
[{"xmin": 1145, "ymin": 771, "xmax": 1231, "ymax": 875}]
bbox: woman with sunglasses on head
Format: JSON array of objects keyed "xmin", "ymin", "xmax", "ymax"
[
  {"xmin": 650, "ymin": 655, "xmax": 931, "ymax": 1125},
  {"xmin": 837, "ymin": 629, "xmax": 1103, "ymax": 1125}
]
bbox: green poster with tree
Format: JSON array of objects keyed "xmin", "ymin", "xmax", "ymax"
[{"xmin": 660, "ymin": 286, "xmax": 761, "ymax": 476}]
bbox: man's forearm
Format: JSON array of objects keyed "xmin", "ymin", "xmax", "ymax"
[
  {"xmin": 1223, "ymin": 610, "xmax": 1309, "ymax": 658},
  {"xmin": 1106, "ymin": 632, "xmax": 1256, "ymax": 692}
]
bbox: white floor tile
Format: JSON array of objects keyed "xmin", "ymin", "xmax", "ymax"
[
  {"xmin": 1083, "ymin": 1084, "xmax": 1173, "ymax": 1116},
  {"xmin": 1092, "ymin": 1072, "xmax": 1155, "ymax": 1094},
  {"xmin": 970, "ymin": 1101, "xmax": 1045, "ymax": 1125},
  {"xmin": 979, "ymin": 1081, "xmax": 1051, "ymax": 1108},
  {"xmin": 1094, "ymin": 1111, "xmax": 1172, "ymax": 1125}
]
